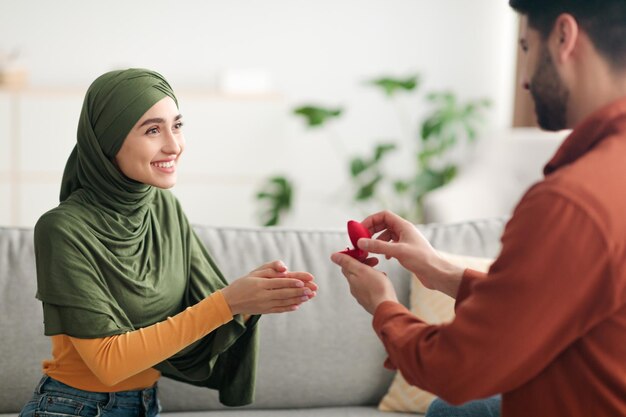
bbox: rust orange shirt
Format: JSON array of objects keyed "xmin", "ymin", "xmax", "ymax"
[{"xmin": 373, "ymin": 97, "xmax": 626, "ymax": 417}]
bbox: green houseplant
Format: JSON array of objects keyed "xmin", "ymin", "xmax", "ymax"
[{"xmin": 255, "ymin": 74, "xmax": 491, "ymax": 226}]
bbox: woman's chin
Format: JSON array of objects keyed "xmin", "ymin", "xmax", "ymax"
[
  {"xmin": 157, "ymin": 182, "xmax": 177, "ymax": 189},
  {"xmin": 147, "ymin": 178, "xmax": 177, "ymax": 189}
]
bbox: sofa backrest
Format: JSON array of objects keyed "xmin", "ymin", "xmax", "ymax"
[{"xmin": 0, "ymin": 219, "xmax": 506, "ymax": 413}]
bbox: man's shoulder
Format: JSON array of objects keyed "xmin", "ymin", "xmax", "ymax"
[
  {"xmin": 516, "ymin": 147, "xmax": 626, "ymax": 243},
  {"xmin": 538, "ymin": 134, "xmax": 626, "ymax": 207}
]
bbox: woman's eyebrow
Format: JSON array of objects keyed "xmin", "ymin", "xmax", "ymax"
[
  {"xmin": 138, "ymin": 114, "xmax": 183, "ymax": 128},
  {"xmin": 138, "ymin": 117, "xmax": 164, "ymax": 127}
]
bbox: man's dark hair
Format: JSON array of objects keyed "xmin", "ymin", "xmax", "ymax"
[{"xmin": 509, "ymin": 0, "xmax": 626, "ymax": 70}]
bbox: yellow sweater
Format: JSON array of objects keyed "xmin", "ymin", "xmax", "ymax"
[{"xmin": 42, "ymin": 290, "xmax": 232, "ymax": 392}]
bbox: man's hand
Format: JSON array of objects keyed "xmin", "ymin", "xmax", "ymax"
[
  {"xmin": 330, "ymin": 252, "xmax": 398, "ymax": 315},
  {"xmin": 358, "ymin": 210, "xmax": 464, "ymax": 298}
]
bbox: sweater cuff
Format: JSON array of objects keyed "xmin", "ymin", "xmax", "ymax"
[{"xmin": 212, "ymin": 290, "xmax": 234, "ymax": 324}]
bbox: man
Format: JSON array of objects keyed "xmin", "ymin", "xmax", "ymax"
[{"xmin": 330, "ymin": 1, "xmax": 626, "ymax": 416}]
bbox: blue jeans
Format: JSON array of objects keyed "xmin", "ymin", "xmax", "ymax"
[
  {"xmin": 426, "ymin": 395, "xmax": 501, "ymax": 417},
  {"xmin": 19, "ymin": 375, "xmax": 161, "ymax": 417}
]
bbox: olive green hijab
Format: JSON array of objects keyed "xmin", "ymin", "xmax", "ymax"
[{"xmin": 34, "ymin": 68, "xmax": 259, "ymax": 406}]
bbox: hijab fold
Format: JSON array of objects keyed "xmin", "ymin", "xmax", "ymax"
[{"xmin": 34, "ymin": 68, "xmax": 258, "ymax": 406}]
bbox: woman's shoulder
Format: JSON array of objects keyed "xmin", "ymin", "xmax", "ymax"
[
  {"xmin": 34, "ymin": 197, "xmax": 89, "ymax": 237},
  {"xmin": 35, "ymin": 208, "xmax": 72, "ymax": 238}
]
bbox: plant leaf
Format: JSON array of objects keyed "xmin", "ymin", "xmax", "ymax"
[
  {"xmin": 350, "ymin": 157, "xmax": 368, "ymax": 177},
  {"xmin": 355, "ymin": 174, "xmax": 383, "ymax": 201},
  {"xmin": 255, "ymin": 175, "xmax": 293, "ymax": 226},
  {"xmin": 368, "ymin": 75, "xmax": 420, "ymax": 97},
  {"xmin": 374, "ymin": 143, "xmax": 397, "ymax": 161},
  {"xmin": 293, "ymin": 105, "xmax": 343, "ymax": 127},
  {"xmin": 393, "ymin": 180, "xmax": 410, "ymax": 194}
]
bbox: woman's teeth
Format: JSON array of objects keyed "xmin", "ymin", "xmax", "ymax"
[{"xmin": 152, "ymin": 161, "xmax": 175, "ymax": 168}]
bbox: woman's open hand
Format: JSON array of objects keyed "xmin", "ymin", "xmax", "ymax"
[{"xmin": 222, "ymin": 260, "xmax": 317, "ymax": 315}]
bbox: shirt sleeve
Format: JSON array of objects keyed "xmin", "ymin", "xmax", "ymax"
[
  {"xmin": 455, "ymin": 268, "xmax": 487, "ymax": 309},
  {"xmin": 372, "ymin": 187, "xmax": 617, "ymax": 405},
  {"xmin": 70, "ymin": 290, "xmax": 233, "ymax": 387}
]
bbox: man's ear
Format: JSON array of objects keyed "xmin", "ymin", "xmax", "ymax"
[{"xmin": 552, "ymin": 13, "xmax": 579, "ymax": 63}]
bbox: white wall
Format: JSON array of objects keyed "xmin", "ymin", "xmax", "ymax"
[{"xmin": 0, "ymin": 0, "xmax": 519, "ymax": 228}]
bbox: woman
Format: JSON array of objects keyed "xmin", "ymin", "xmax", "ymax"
[{"xmin": 19, "ymin": 68, "xmax": 317, "ymax": 416}]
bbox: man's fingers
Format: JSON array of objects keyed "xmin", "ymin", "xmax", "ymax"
[
  {"xmin": 330, "ymin": 251, "xmax": 361, "ymax": 269},
  {"xmin": 377, "ymin": 229, "xmax": 395, "ymax": 243},
  {"xmin": 357, "ymin": 238, "xmax": 394, "ymax": 257},
  {"xmin": 361, "ymin": 210, "xmax": 403, "ymax": 234},
  {"xmin": 364, "ymin": 257, "xmax": 379, "ymax": 267}
]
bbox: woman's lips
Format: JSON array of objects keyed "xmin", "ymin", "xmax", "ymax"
[{"xmin": 151, "ymin": 159, "xmax": 176, "ymax": 173}]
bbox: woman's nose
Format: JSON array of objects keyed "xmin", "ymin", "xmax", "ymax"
[{"xmin": 163, "ymin": 131, "xmax": 181, "ymax": 154}]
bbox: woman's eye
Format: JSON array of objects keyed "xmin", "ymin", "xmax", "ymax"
[
  {"xmin": 174, "ymin": 121, "xmax": 184, "ymax": 130},
  {"xmin": 146, "ymin": 127, "xmax": 159, "ymax": 135}
]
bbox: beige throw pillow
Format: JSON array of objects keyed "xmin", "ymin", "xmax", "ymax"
[{"xmin": 378, "ymin": 252, "xmax": 494, "ymax": 414}]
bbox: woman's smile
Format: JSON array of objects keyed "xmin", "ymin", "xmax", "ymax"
[{"xmin": 151, "ymin": 158, "xmax": 177, "ymax": 173}]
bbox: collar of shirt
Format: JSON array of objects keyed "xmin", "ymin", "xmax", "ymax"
[{"xmin": 544, "ymin": 96, "xmax": 626, "ymax": 176}]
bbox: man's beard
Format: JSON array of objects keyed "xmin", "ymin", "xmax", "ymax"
[{"xmin": 530, "ymin": 46, "xmax": 569, "ymax": 131}]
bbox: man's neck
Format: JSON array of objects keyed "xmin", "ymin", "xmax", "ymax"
[{"xmin": 568, "ymin": 62, "xmax": 626, "ymax": 128}]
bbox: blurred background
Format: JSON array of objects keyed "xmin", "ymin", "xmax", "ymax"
[{"xmin": 0, "ymin": 0, "xmax": 568, "ymax": 229}]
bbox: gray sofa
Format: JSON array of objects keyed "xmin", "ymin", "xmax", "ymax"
[{"xmin": 0, "ymin": 219, "xmax": 506, "ymax": 416}]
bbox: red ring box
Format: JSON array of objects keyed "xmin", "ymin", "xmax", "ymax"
[{"xmin": 339, "ymin": 220, "xmax": 372, "ymax": 262}]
